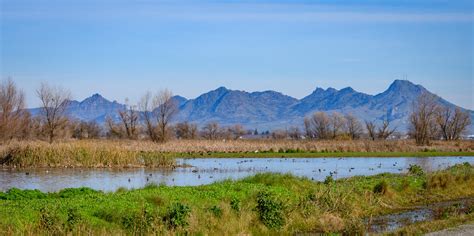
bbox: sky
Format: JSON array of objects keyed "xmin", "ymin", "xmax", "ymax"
[{"xmin": 1, "ymin": 0, "xmax": 473, "ymax": 109}]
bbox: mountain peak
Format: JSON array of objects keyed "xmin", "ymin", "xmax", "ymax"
[
  {"xmin": 388, "ymin": 79, "xmax": 418, "ymax": 90},
  {"xmin": 81, "ymin": 93, "xmax": 109, "ymax": 105},
  {"xmin": 340, "ymin": 87, "xmax": 355, "ymax": 93}
]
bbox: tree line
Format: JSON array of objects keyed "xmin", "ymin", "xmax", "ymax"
[{"xmin": 0, "ymin": 79, "xmax": 471, "ymax": 144}]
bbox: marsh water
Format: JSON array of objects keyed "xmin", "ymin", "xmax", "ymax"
[
  {"xmin": 1, "ymin": 156, "xmax": 473, "ymax": 192},
  {"xmin": 366, "ymin": 198, "xmax": 474, "ymax": 233}
]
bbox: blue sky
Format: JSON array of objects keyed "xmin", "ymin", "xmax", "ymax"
[{"xmin": 1, "ymin": 0, "xmax": 473, "ymax": 109}]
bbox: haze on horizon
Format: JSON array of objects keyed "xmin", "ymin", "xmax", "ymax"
[{"xmin": 1, "ymin": 0, "xmax": 473, "ymax": 109}]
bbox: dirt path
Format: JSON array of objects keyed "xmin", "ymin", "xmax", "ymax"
[{"xmin": 426, "ymin": 224, "xmax": 474, "ymax": 236}]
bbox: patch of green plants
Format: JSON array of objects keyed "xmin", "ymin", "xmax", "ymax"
[
  {"xmin": 256, "ymin": 191, "xmax": 286, "ymax": 229},
  {"xmin": 373, "ymin": 180, "xmax": 389, "ymax": 195},
  {"xmin": 230, "ymin": 196, "xmax": 241, "ymax": 213},
  {"xmin": 209, "ymin": 205, "xmax": 223, "ymax": 218},
  {"xmin": 0, "ymin": 188, "xmax": 47, "ymax": 200},
  {"xmin": 408, "ymin": 164, "xmax": 425, "ymax": 176},
  {"xmin": 324, "ymin": 175, "xmax": 335, "ymax": 185},
  {"xmin": 163, "ymin": 202, "xmax": 191, "ymax": 229}
]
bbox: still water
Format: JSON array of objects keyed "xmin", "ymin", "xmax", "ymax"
[{"xmin": 1, "ymin": 156, "xmax": 472, "ymax": 192}]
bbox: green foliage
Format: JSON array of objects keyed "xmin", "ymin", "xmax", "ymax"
[
  {"xmin": 164, "ymin": 203, "xmax": 191, "ymax": 229},
  {"xmin": 408, "ymin": 164, "xmax": 425, "ymax": 176},
  {"xmin": 121, "ymin": 203, "xmax": 155, "ymax": 234},
  {"xmin": 39, "ymin": 206, "xmax": 62, "ymax": 234},
  {"xmin": 0, "ymin": 188, "xmax": 47, "ymax": 200},
  {"xmin": 230, "ymin": 196, "xmax": 241, "ymax": 213},
  {"xmin": 209, "ymin": 205, "xmax": 223, "ymax": 218},
  {"xmin": 66, "ymin": 207, "xmax": 83, "ymax": 230},
  {"xmin": 324, "ymin": 175, "xmax": 335, "ymax": 185},
  {"xmin": 58, "ymin": 187, "xmax": 98, "ymax": 198},
  {"xmin": 373, "ymin": 180, "xmax": 389, "ymax": 195},
  {"xmin": 256, "ymin": 191, "xmax": 286, "ymax": 229}
]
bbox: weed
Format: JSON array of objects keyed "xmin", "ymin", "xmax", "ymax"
[
  {"xmin": 121, "ymin": 203, "xmax": 155, "ymax": 234},
  {"xmin": 163, "ymin": 203, "xmax": 191, "ymax": 229},
  {"xmin": 324, "ymin": 175, "xmax": 335, "ymax": 185},
  {"xmin": 408, "ymin": 164, "xmax": 425, "ymax": 176},
  {"xmin": 38, "ymin": 206, "xmax": 62, "ymax": 234},
  {"xmin": 58, "ymin": 187, "xmax": 98, "ymax": 198},
  {"xmin": 209, "ymin": 205, "xmax": 223, "ymax": 218},
  {"xmin": 0, "ymin": 188, "xmax": 47, "ymax": 200},
  {"xmin": 230, "ymin": 197, "xmax": 241, "ymax": 213},
  {"xmin": 373, "ymin": 180, "xmax": 389, "ymax": 195},
  {"xmin": 425, "ymin": 173, "xmax": 454, "ymax": 190},
  {"xmin": 256, "ymin": 191, "xmax": 285, "ymax": 229},
  {"xmin": 65, "ymin": 207, "xmax": 82, "ymax": 230}
]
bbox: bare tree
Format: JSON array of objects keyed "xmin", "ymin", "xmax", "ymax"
[
  {"xmin": 139, "ymin": 90, "xmax": 177, "ymax": 142},
  {"xmin": 365, "ymin": 120, "xmax": 377, "ymax": 141},
  {"xmin": 436, "ymin": 106, "xmax": 471, "ymax": 141},
  {"xmin": 329, "ymin": 112, "xmax": 346, "ymax": 139},
  {"xmin": 106, "ymin": 116, "xmax": 125, "ymax": 138},
  {"xmin": 303, "ymin": 117, "xmax": 313, "ymax": 139},
  {"xmin": 271, "ymin": 129, "xmax": 288, "ymax": 139},
  {"xmin": 226, "ymin": 124, "xmax": 246, "ymax": 140},
  {"xmin": 288, "ymin": 126, "xmax": 301, "ymax": 140},
  {"xmin": 377, "ymin": 118, "xmax": 397, "ymax": 140},
  {"xmin": 307, "ymin": 112, "xmax": 331, "ymax": 139},
  {"xmin": 153, "ymin": 89, "xmax": 178, "ymax": 142},
  {"xmin": 175, "ymin": 122, "xmax": 198, "ymax": 139},
  {"xmin": 409, "ymin": 93, "xmax": 440, "ymax": 145},
  {"xmin": 118, "ymin": 99, "xmax": 139, "ymax": 139},
  {"xmin": 36, "ymin": 83, "xmax": 71, "ymax": 143},
  {"xmin": 344, "ymin": 114, "xmax": 363, "ymax": 140},
  {"xmin": 0, "ymin": 79, "xmax": 29, "ymax": 141},
  {"xmin": 202, "ymin": 122, "xmax": 220, "ymax": 140},
  {"xmin": 139, "ymin": 92, "xmax": 157, "ymax": 141},
  {"xmin": 73, "ymin": 121, "xmax": 102, "ymax": 139}
]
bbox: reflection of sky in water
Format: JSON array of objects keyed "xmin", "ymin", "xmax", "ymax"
[{"xmin": 1, "ymin": 156, "xmax": 473, "ymax": 192}]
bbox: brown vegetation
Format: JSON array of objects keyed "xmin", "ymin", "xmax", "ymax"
[{"xmin": 36, "ymin": 83, "xmax": 71, "ymax": 143}]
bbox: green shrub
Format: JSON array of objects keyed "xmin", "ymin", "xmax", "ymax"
[
  {"xmin": 164, "ymin": 203, "xmax": 191, "ymax": 229},
  {"xmin": 324, "ymin": 175, "xmax": 334, "ymax": 185},
  {"xmin": 1, "ymin": 188, "xmax": 47, "ymax": 200},
  {"xmin": 122, "ymin": 204, "xmax": 155, "ymax": 234},
  {"xmin": 230, "ymin": 197, "xmax": 241, "ymax": 213},
  {"xmin": 408, "ymin": 164, "xmax": 424, "ymax": 176},
  {"xmin": 39, "ymin": 206, "xmax": 62, "ymax": 234},
  {"xmin": 256, "ymin": 191, "xmax": 285, "ymax": 229},
  {"xmin": 209, "ymin": 205, "xmax": 223, "ymax": 218},
  {"xmin": 373, "ymin": 180, "xmax": 389, "ymax": 195},
  {"xmin": 58, "ymin": 187, "xmax": 98, "ymax": 198},
  {"xmin": 66, "ymin": 207, "xmax": 82, "ymax": 230}
]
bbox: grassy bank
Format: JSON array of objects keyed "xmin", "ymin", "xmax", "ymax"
[
  {"xmin": 0, "ymin": 140, "xmax": 473, "ymax": 168},
  {"xmin": 1, "ymin": 164, "xmax": 473, "ymax": 235}
]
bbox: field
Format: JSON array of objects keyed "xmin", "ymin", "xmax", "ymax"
[
  {"xmin": 0, "ymin": 163, "xmax": 473, "ymax": 235},
  {"xmin": 1, "ymin": 139, "xmax": 473, "ymax": 168}
]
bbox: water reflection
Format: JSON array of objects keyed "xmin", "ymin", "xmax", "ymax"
[{"xmin": 0, "ymin": 156, "xmax": 472, "ymax": 192}]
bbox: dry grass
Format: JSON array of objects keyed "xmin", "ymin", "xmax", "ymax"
[
  {"xmin": 3, "ymin": 139, "xmax": 472, "ymax": 153},
  {"xmin": 0, "ymin": 140, "xmax": 176, "ymax": 168},
  {"xmin": 0, "ymin": 139, "xmax": 472, "ymax": 168}
]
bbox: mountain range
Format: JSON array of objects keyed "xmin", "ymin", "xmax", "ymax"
[{"xmin": 28, "ymin": 80, "xmax": 474, "ymax": 133}]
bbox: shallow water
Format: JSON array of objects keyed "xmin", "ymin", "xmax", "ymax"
[
  {"xmin": 366, "ymin": 198, "xmax": 473, "ymax": 233},
  {"xmin": 0, "ymin": 156, "xmax": 473, "ymax": 192}
]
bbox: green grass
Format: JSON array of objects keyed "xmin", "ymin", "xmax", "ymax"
[{"xmin": 1, "ymin": 163, "xmax": 473, "ymax": 235}]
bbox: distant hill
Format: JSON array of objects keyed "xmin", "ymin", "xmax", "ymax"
[{"xmin": 28, "ymin": 80, "xmax": 474, "ymax": 133}]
